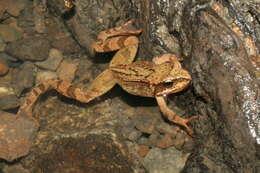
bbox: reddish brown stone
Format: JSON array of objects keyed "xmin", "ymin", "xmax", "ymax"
[
  {"xmin": 0, "ymin": 61, "xmax": 9, "ymax": 76},
  {"xmin": 138, "ymin": 145, "xmax": 150, "ymax": 158}
]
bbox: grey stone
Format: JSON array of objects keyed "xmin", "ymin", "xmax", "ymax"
[
  {"xmin": 5, "ymin": 36, "xmax": 51, "ymax": 61},
  {"xmin": 144, "ymin": 147, "xmax": 190, "ymax": 173}
]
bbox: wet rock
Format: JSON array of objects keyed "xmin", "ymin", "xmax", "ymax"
[
  {"xmin": 183, "ymin": 5, "xmax": 259, "ymax": 172},
  {"xmin": 57, "ymin": 59, "xmax": 79, "ymax": 82},
  {"xmin": 52, "ymin": 34, "xmax": 81, "ymax": 54},
  {"xmin": 0, "ymin": 36, "xmax": 6, "ymax": 51},
  {"xmin": 35, "ymin": 49, "xmax": 63, "ymax": 71},
  {"xmin": 132, "ymin": 114, "xmax": 159, "ymax": 134},
  {"xmin": 156, "ymin": 134, "xmax": 179, "ymax": 149},
  {"xmin": 144, "ymin": 147, "xmax": 190, "ymax": 173},
  {"xmin": 0, "ymin": 111, "xmax": 38, "ymax": 162},
  {"xmin": 5, "ymin": 36, "xmax": 51, "ymax": 61},
  {"xmin": 0, "ymin": 85, "xmax": 15, "ymax": 96},
  {"xmin": 0, "ymin": 0, "xmax": 27, "ymax": 17},
  {"xmin": 0, "ymin": 61, "xmax": 9, "ymax": 76},
  {"xmin": 36, "ymin": 70, "xmax": 57, "ymax": 84},
  {"xmin": 121, "ymin": 124, "xmax": 142, "ymax": 141},
  {"xmin": 138, "ymin": 145, "xmax": 150, "ymax": 158},
  {"xmin": 3, "ymin": 164, "xmax": 30, "ymax": 173},
  {"xmin": 0, "ymin": 24, "xmax": 23, "ymax": 42},
  {"xmin": 11, "ymin": 62, "xmax": 36, "ymax": 96},
  {"xmin": 0, "ymin": 95, "xmax": 20, "ymax": 110}
]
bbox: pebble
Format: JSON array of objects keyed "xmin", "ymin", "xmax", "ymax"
[
  {"xmin": 0, "ymin": 94, "xmax": 20, "ymax": 110},
  {"xmin": 0, "ymin": 61, "xmax": 9, "ymax": 76},
  {"xmin": 133, "ymin": 114, "xmax": 158, "ymax": 134},
  {"xmin": 57, "ymin": 59, "xmax": 79, "ymax": 82},
  {"xmin": 11, "ymin": 62, "xmax": 36, "ymax": 96},
  {"xmin": 0, "ymin": 24, "xmax": 23, "ymax": 42},
  {"xmin": 5, "ymin": 36, "xmax": 51, "ymax": 61},
  {"xmin": 36, "ymin": 70, "xmax": 57, "ymax": 84},
  {"xmin": 144, "ymin": 147, "xmax": 190, "ymax": 173},
  {"xmin": 0, "ymin": 0, "xmax": 27, "ymax": 17},
  {"xmin": 0, "ymin": 36, "xmax": 6, "ymax": 51},
  {"xmin": 35, "ymin": 49, "xmax": 63, "ymax": 71},
  {"xmin": 138, "ymin": 145, "xmax": 150, "ymax": 158}
]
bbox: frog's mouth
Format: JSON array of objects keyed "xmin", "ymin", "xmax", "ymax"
[{"xmin": 155, "ymin": 78, "xmax": 191, "ymax": 97}]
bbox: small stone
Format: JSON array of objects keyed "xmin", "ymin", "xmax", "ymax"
[
  {"xmin": 0, "ymin": 36, "xmax": 6, "ymax": 51},
  {"xmin": 0, "ymin": 24, "xmax": 23, "ymax": 42},
  {"xmin": 35, "ymin": 49, "xmax": 63, "ymax": 71},
  {"xmin": 133, "ymin": 114, "xmax": 158, "ymax": 134},
  {"xmin": 0, "ymin": 0, "xmax": 27, "ymax": 17},
  {"xmin": 11, "ymin": 62, "xmax": 36, "ymax": 96},
  {"xmin": 57, "ymin": 60, "xmax": 79, "ymax": 82},
  {"xmin": 36, "ymin": 70, "xmax": 57, "ymax": 84},
  {"xmin": 0, "ymin": 86, "xmax": 15, "ymax": 96},
  {"xmin": 0, "ymin": 94, "xmax": 20, "ymax": 110},
  {"xmin": 138, "ymin": 145, "xmax": 150, "ymax": 158},
  {"xmin": 0, "ymin": 61, "xmax": 9, "ymax": 76},
  {"xmin": 144, "ymin": 147, "xmax": 190, "ymax": 173},
  {"xmin": 3, "ymin": 164, "xmax": 30, "ymax": 173},
  {"xmin": 156, "ymin": 134, "xmax": 176, "ymax": 149},
  {"xmin": 5, "ymin": 36, "xmax": 50, "ymax": 61}
]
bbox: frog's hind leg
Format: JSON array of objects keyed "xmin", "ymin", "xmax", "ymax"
[
  {"xmin": 17, "ymin": 75, "xmax": 116, "ymax": 126},
  {"xmin": 97, "ymin": 20, "xmax": 142, "ymax": 41},
  {"xmin": 109, "ymin": 44, "xmax": 139, "ymax": 67}
]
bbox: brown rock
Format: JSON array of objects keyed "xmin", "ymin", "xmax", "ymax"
[
  {"xmin": 138, "ymin": 145, "xmax": 150, "ymax": 158},
  {"xmin": 0, "ymin": 61, "xmax": 8, "ymax": 76}
]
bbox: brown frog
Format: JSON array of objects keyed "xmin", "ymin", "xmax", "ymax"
[{"xmin": 16, "ymin": 21, "xmax": 197, "ymax": 135}]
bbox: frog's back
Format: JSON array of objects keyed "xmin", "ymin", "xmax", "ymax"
[{"xmin": 110, "ymin": 61, "xmax": 156, "ymax": 97}]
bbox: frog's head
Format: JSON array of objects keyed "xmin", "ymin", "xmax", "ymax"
[{"xmin": 155, "ymin": 64, "xmax": 191, "ymax": 97}]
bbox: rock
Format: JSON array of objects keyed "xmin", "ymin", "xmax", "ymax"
[
  {"xmin": 52, "ymin": 34, "xmax": 81, "ymax": 54},
  {"xmin": 0, "ymin": 85, "xmax": 15, "ymax": 96},
  {"xmin": 138, "ymin": 145, "xmax": 150, "ymax": 158},
  {"xmin": 57, "ymin": 59, "xmax": 79, "ymax": 82},
  {"xmin": 35, "ymin": 49, "xmax": 63, "ymax": 71},
  {"xmin": 183, "ymin": 5, "xmax": 259, "ymax": 172},
  {"xmin": 5, "ymin": 36, "xmax": 50, "ymax": 61},
  {"xmin": 3, "ymin": 164, "xmax": 30, "ymax": 173},
  {"xmin": 36, "ymin": 70, "xmax": 57, "ymax": 84},
  {"xmin": 0, "ymin": 61, "xmax": 9, "ymax": 76},
  {"xmin": 0, "ymin": 24, "xmax": 23, "ymax": 42},
  {"xmin": 132, "ymin": 114, "xmax": 159, "ymax": 134},
  {"xmin": 0, "ymin": 111, "xmax": 38, "ymax": 162},
  {"xmin": 144, "ymin": 147, "xmax": 190, "ymax": 173},
  {"xmin": 0, "ymin": 36, "xmax": 6, "ymax": 51},
  {"xmin": 0, "ymin": 0, "xmax": 27, "ymax": 17},
  {"xmin": 11, "ymin": 62, "xmax": 36, "ymax": 96},
  {"xmin": 0, "ymin": 94, "xmax": 19, "ymax": 110}
]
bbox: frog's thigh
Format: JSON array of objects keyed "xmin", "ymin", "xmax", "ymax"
[
  {"xmin": 109, "ymin": 44, "xmax": 138, "ymax": 67},
  {"xmin": 86, "ymin": 69, "xmax": 116, "ymax": 99}
]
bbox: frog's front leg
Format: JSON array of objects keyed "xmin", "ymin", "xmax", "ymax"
[
  {"xmin": 155, "ymin": 96, "xmax": 197, "ymax": 135},
  {"xmin": 153, "ymin": 54, "xmax": 197, "ymax": 135}
]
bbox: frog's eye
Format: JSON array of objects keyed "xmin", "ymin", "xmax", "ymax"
[{"xmin": 162, "ymin": 81, "xmax": 174, "ymax": 88}]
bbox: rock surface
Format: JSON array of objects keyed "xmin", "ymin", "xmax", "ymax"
[{"xmin": 5, "ymin": 36, "xmax": 50, "ymax": 61}]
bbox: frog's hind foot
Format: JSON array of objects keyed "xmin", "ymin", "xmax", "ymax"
[{"xmin": 92, "ymin": 20, "xmax": 142, "ymax": 53}]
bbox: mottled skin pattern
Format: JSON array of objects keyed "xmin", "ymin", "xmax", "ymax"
[{"xmin": 16, "ymin": 21, "xmax": 197, "ymax": 135}]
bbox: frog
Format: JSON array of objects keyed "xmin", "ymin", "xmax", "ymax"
[{"xmin": 16, "ymin": 20, "xmax": 197, "ymax": 135}]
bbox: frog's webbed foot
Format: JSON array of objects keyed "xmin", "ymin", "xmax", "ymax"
[{"xmin": 156, "ymin": 94, "xmax": 197, "ymax": 136}]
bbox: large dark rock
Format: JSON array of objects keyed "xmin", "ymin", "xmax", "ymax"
[
  {"xmin": 183, "ymin": 5, "xmax": 259, "ymax": 173},
  {"xmin": 5, "ymin": 36, "xmax": 50, "ymax": 61}
]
